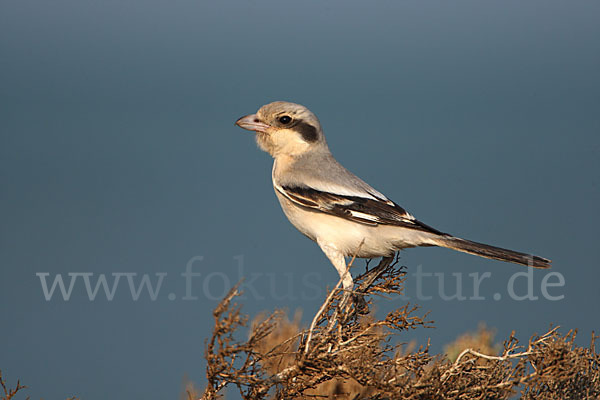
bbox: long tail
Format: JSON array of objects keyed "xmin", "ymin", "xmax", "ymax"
[{"xmin": 434, "ymin": 236, "xmax": 551, "ymax": 269}]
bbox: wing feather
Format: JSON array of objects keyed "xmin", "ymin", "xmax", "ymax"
[{"xmin": 275, "ymin": 184, "xmax": 444, "ymax": 235}]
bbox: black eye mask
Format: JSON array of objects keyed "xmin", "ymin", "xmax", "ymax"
[{"xmin": 293, "ymin": 121, "xmax": 318, "ymax": 143}]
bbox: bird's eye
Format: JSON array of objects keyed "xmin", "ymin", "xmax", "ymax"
[{"xmin": 278, "ymin": 115, "xmax": 292, "ymax": 125}]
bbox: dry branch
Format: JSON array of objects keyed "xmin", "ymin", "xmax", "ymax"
[
  {"xmin": 0, "ymin": 371, "xmax": 27, "ymax": 400},
  {"xmin": 199, "ymin": 260, "xmax": 600, "ymax": 400}
]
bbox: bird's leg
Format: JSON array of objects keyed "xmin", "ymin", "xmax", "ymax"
[
  {"xmin": 317, "ymin": 241, "xmax": 356, "ymax": 312},
  {"xmin": 318, "ymin": 241, "xmax": 354, "ymax": 291}
]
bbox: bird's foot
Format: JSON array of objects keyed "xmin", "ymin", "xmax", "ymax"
[
  {"xmin": 339, "ymin": 290, "xmax": 369, "ymax": 315},
  {"xmin": 351, "ymin": 293, "xmax": 369, "ymax": 315}
]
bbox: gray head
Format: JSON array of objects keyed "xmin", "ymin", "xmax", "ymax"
[{"xmin": 235, "ymin": 101, "xmax": 327, "ymax": 157}]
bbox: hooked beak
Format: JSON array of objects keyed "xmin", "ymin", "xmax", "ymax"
[{"xmin": 235, "ymin": 114, "xmax": 270, "ymax": 133}]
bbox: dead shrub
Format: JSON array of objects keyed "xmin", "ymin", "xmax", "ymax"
[{"xmin": 199, "ymin": 257, "xmax": 600, "ymax": 399}]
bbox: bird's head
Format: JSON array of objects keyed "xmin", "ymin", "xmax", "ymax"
[{"xmin": 235, "ymin": 101, "xmax": 326, "ymax": 157}]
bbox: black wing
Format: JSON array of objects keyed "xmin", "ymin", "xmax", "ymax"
[{"xmin": 275, "ymin": 184, "xmax": 444, "ymax": 235}]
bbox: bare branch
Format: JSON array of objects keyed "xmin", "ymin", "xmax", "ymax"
[{"xmin": 197, "ymin": 259, "xmax": 600, "ymax": 400}]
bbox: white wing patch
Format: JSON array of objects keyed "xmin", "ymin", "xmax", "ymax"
[{"xmin": 348, "ymin": 210, "xmax": 381, "ymax": 222}]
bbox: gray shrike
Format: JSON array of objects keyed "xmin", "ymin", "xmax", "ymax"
[{"xmin": 235, "ymin": 101, "xmax": 550, "ymax": 290}]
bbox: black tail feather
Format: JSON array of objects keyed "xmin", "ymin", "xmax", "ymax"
[{"xmin": 436, "ymin": 236, "xmax": 551, "ymax": 269}]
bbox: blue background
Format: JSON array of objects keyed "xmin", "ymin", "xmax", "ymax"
[{"xmin": 1, "ymin": 0, "xmax": 599, "ymax": 398}]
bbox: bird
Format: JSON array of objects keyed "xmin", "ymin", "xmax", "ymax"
[{"xmin": 235, "ymin": 101, "xmax": 551, "ymax": 291}]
